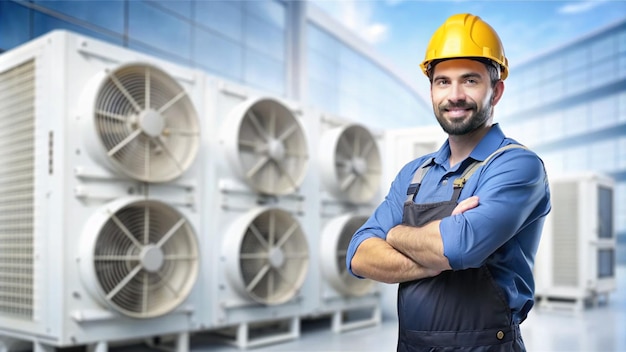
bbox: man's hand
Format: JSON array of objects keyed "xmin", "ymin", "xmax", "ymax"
[{"xmin": 452, "ymin": 196, "xmax": 479, "ymax": 215}]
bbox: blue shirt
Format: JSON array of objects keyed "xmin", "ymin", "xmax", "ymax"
[{"xmin": 346, "ymin": 124, "xmax": 551, "ymax": 323}]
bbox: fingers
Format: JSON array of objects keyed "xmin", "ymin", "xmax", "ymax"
[{"xmin": 452, "ymin": 196, "xmax": 479, "ymax": 215}]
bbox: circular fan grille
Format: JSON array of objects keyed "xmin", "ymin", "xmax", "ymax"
[
  {"xmin": 91, "ymin": 200, "xmax": 199, "ymax": 318},
  {"xmin": 233, "ymin": 99, "xmax": 308, "ymax": 195},
  {"xmin": 321, "ymin": 215, "xmax": 375, "ymax": 296},
  {"xmin": 231, "ymin": 208, "xmax": 309, "ymax": 305},
  {"xmin": 93, "ymin": 64, "xmax": 200, "ymax": 182},
  {"xmin": 322, "ymin": 124, "xmax": 382, "ymax": 204}
]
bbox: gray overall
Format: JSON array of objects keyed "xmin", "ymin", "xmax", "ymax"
[{"xmin": 397, "ymin": 145, "xmax": 526, "ymax": 352}]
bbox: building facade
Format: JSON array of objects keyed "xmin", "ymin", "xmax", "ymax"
[
  {"xmin": 0, "ymin": 0, "xmax": 431, "ymax": 130},
  {"xmin": 498, "ymin": 18, "xmax": 626, "ymax": 262}
]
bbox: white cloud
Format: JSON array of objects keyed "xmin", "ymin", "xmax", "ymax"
[
  {"xmin": 311, "ymin": 0, "xmax": 389, "ymax": 44},
  {"xmin": 558, "ymin": 0, "xmax": 609, "ymax": 14}
]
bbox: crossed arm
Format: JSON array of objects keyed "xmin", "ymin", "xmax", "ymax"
[{"xmin": 350, "ymin": 196, "xmax": 479, "ymax": 284}]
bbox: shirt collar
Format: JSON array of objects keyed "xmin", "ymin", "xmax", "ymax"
[{"xmin": 432, "ymin": 123, "xmax": 506, "ymax": 167}]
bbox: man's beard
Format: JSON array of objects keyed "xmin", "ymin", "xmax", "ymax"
[{"xmin": 434, "ymin": 98, "xmax": 492, "ymax": 136}]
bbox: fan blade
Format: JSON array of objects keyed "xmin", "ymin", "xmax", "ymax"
[
  {"xmin": 109, "ymin": 212, "xmax": 143, "ymax": 248},
  {"xmin": 110, "ymin": 73, "xmax": 142, "ymax": 113},
  {"xmin": 247, "ymin": 110, "xmax": 269, "ymax": 141},
  {"xmin": 339, "ymin": 172, "xmax": 357, "ymax": 191},
  {"xmin": 246, "ymin": 155, "xmax": 270, "ymax": 179},
  {"xmin": 245, "ymin": 263, "xmax": 270, "ymax": 293},
  {"xmin": 158, "ymin": 90, "xmax": 186, "ymax": 115},
  {"xmin": 107, "ymin": 128, "xmax": 142, "ymax": 157},
  {"xmin": 249, "ymin": 223, "xmax": 269, "ymax": 249},
  {"xmin": 240, "ymin": 252, "xmax": 269, "ymax": 260},
  {"xmin": 277, "ymin": 123, "xmax": 298, "ymax": 142},
  {"xmin": 95, "ymin": 109, "xmax": 128, "ymax": 122},
  {"xmin": 156, "ymin": 218, "xmax": 186, "ymax": 248},
  {"xmin": 105, "ymin": 264, "xmax": 142, "ymax": 300},
  {"xmin": 361, "ymin": 140, "xmax": 374, "ymax": 158},
  {"xmin": 274, "ymin": 221, "xmax": 299, "ymax": 249}
]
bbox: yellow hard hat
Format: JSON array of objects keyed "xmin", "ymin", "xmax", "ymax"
[{"xmin": 420, "ymin": 13, "xmax": 509, "ymax": 80}]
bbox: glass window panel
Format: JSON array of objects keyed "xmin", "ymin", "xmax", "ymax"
[
  {"xmin": 589, "ymin": 139, "xmax": 616, "ymax": 172},
  {"xmin": 32, "ymin": 0, "xmax": 124, "ymax": 33},
  {"xmin": 194, "ymin": 1, "xmax": 242, "ymax": 42},
  {"xmin": 563, "ymin": 104, "xmax": 589, "ymax": 137},
  {"xmin": 564, "ymin": 145, "xmax": 588, "ymax": 172},
  {"xmin": 127, "ymin": 40, "xmax": 186, "ymax": 67},
  {"xmin": 245, "ymin": 0, "xmax": 285, "ymax": 29},
  {"xmin": 307, "ymin": 24, "xmax": 339, "ymax": 55},
  {"xmin": 307, "ymin": 50, "xmax": 337, "ymax": 85},
  {"xmin": 541, "ymin": 152, "xmax": 564, "ymax": 176},
  {"xmin": 128, "ymin": 1, "xmax": 191, "ymax": 61},
  {"xmin": 540, "ymin": 57, "xmax": 563, "ymax": 79},
  {"xmin": 544, "ymin": 112, "xmax": 564, "ymax": 142},
  {"xmin": 590, "ymin": 59, "xmax": 616, "ymax": 88},
  {"xmin": 33, "ymin": 12, "xmax": 122, "ymax": 46},
  {"xmin": 617, "ymin": 29, "xmax": 626, "ymax": 53},
  {"xmin": 542, "ymin": 78, "xmax": 563, "ymax": 104},
  {"xmin": 617, "ymin": 90, "xmax": 626, "ymax": 123},
  {"xmin": 619, "ymin": 137, "xmax": 626, "ymax": 169},
  {"xmin": 194, "ymin": 27, "xmax": 243, "ymax": 81},
  {"xmin": 308, "ymin": 78, "xmax": 338, "ymax": 113},
  {"xmin": 148, "ymin": 0, "xmax": 191, "ymax": 18},
  {"xmin": 564, "ymin": 47, "xmax": 588, "ymax": 71},
  {"xmin": 618, "ymin": 52, "xmax": 626, "ymax": 79},
  {"xmin": 564, "ymin": 69, "xmax": 588, "ymax": 96},
  {"xmin": 591, "ymin": 36, "xmax": 615, "ymax": 63},
  {"xmin": 0, "ymin": 1, "xmax": 30, "ymax": 52},
  {"xmin": 245, "ymin": 15, "xmax": 285, "ymax": 61},
  {"xmin": 339, "ymin": 68, "xmax": 361, "ymax": 96},
  {"xmin": 244, "ymin": 49, "xmax": 284, "ymax": 95},
  {"xmin": 590, "ymin": 95, "xmax": 618, "ymax": 130}
]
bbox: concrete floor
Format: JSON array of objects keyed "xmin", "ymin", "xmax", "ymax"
[{"xmin": 105, "ymin": 265, "xmax": 626, "ymax": 352}]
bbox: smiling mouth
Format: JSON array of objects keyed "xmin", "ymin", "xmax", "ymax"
[{"xmin": 445, "ymin": 108, "xmax": 472, "ymax": 118}]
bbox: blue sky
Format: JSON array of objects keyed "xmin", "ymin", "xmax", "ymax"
[{"xmin": 311, "ymin": 0, "xmax": 626, "ymax": 90}]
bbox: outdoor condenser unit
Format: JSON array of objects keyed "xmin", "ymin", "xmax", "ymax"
[
  {"xmin": 200, "ymin": 79, "xmax": 319, "ymax": 349},
  {"xmin": 534, "ymin": 172, "xmax": 616, "ymax": 310},
  {"xmin": 0, "ymin": 30, "xmax": 205, "ymax": 352},
  {"xmin": 314, "ymin": 114, "xmax": 383, "ymax": 332}
]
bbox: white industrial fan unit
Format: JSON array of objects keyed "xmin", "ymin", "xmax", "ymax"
[
  {"xmin": 382, "ymin": 125, "xmax": 447, "ymax": 202},
  {"xmin": 0, "ymin": 30, "xmax": 205, "ymax": 352},
  {"xmin": 200, "ymin": 79, "xmax": 319, "ymax": 349},
  {"xmin": 534, "ymin": 172, "xmax": 617, "ymax": 311},
  {"xmin": 315, "ymin": 114, "xmax": 383, "ymax": 333}
]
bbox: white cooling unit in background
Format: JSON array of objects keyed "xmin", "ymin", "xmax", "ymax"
[
  {"xmin": 382, "ymin": 125, "xmax": 446, "ymax": 201},
  {"xmin": 0, "ymin": 30, "xmax": 205, "ymax": 352},
  {"xmin": 534, "ymin": 172, "xmax": 617, "ymax": 311},
  {"xmin": 315, "ymin": 114, "xmax": 383, "ymax": 332},
  {"xmin": 200, "ymin": 79, "xmax": 320, "ymax": 348}
]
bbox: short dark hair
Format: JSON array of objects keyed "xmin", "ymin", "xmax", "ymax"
[{"xmin": 427, "ymin": 58, "xmax": 501, "ymax": 87}]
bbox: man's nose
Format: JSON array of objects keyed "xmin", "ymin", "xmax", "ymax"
[{"xmin": 448, "ymin": 83, "xmax": 466, "ymax": 102}]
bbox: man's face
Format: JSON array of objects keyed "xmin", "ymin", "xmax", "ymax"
[{"xmin": 430, "ymin": 59, "xmax": 500, "ymax": 136}]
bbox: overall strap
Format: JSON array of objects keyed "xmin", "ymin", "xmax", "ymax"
[
  {"xmin": 453, "ymin": 144, "xmax": 528, "ymax": 189},
  {"xmin": 405, "ymin": 157, "xmax": 435, "ymax": 202}
]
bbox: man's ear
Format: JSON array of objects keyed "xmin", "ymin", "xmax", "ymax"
[{"xmin": 491, "ymin": 80, "xmax": 505, "ymax": 106}]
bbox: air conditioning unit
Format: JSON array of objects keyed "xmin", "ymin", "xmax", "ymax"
[
  {"xmin": 313, "ymin": 114, "xmax": 383, "ymax": 332},
  {"xmin": 0, "ymin": 30, "xmax": 204, "ymax": 351},
  {"xmin": 200, "ymin": 79, "xmax": 319, "ymax": 349},
  {"xmin": 534, "ymin": 172, "xmax": 617, "ymax": 311}
]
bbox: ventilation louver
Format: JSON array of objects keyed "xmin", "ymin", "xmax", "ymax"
[
  {"xmin": 320, "ymin": 124, "xmax": 381, "ymax": 204},
  {"xmin": 83, "ymin": 63, "xmax": 200, "ymax": 182},
  {"xmin": 321, "ymin": 214, "xmax": 375, "ymax": 296},
  {"xmin": 224, "ymin": 207, "xmax": 309, "ymax": 305},
  {"xmin": 80, "ymin": 198, "xmax": 199, "ymax": 318},
  {"xmin": 222, "ymin": 98, "xmax": 308, "ymax": 195}
]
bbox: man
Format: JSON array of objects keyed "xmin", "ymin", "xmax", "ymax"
[{"xmin": 346, "ymin": 13, "xmax": 551, "ymax": 351}]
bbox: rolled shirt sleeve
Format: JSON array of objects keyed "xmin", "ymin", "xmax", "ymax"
[{"xmin": 440, "ymin": 149, "xmax": 551, "ymax": 270}]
